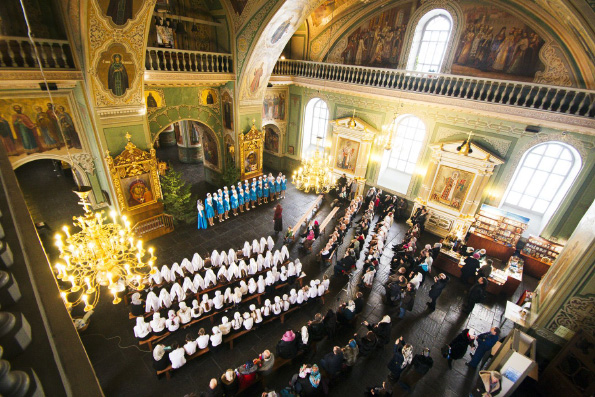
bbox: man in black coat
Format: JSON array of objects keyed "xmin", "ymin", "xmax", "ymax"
[
  {"xmin": 320, "ymin": 346, "xmax": 344, "ymax": 378},
  {"xmin": 426, "ymin": 273, "xmax": 449, "ymax": 312},
  {"xmin": 385, "ymin": 277, "xmax": 403, "ymax": 306},
  {"xmin": 395, "ymin": 348, "xmax": 434, "ymax": 395},
  {"xmin": 307, "ymin": 313, "xmax": 326, "ymax": 342},
  {"xmin": 461, "ymin": 253, "xmax": 481, "ymax": 283},
  {"xmin": 353, "ymin": 292, "xmax": 365, "ymax": 314},
  {"xmin": 363, "ymin": 315, "xmax": 392, "ymax": 346},
  {"xmin": 463, "ymin": 277, "xmax": 487, "ymax": 314}
]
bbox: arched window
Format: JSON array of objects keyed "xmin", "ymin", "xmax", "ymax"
[
  {"xmin": 302, "ymin": 98, "xmax": 329, "ymax": 155},
  {"xmin": 500, "ymin": 142, "xmax": 581, "ymax": 235},
  {"xmin": 406, "ymin": 9, "xmax": 453, "ymax": 73},
  {"xmin": 377, "ymin": 115, "xmax": 426, "ymax": 194}
]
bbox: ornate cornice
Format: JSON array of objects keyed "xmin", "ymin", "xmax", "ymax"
[{"xmin": 144, "ymin": 72, "xmax": 235, "ymax": 86}]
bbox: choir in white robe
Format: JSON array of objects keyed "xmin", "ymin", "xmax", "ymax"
[
  {"xmin": 197, "ymin": 333, "xmax": 210, "ymax": 349},
  {"xmin": 250, "ymin": 304, "xmax": 262, "ymax": 323},
  {"xmin": 248, "ymin": 278, "xmax": 257, "ymax": 294},
  {"xmin": 182, "ymin": 277, "xmax": 197, "ymax": 294},
  {"xmin": 178, "ymin": 302, "xmax": 192, "ymax": 324},
  {"xmin": 170, "ymin": 282, "xmax": 185, "ymax": 303},
  {"xmin": 252, "ymin": 239, "xmax": 260, "ymax": 254},
  {"xmin": 204, "ymin": 268, "xmax": 217, "ymax": 288},
  {"xmin": 213, "ymin": 291, "xmax": 224, "ymax": 310},
  {"xmin": 256, "ymin": 255, "xmax": 264, "ymax": 272},
  {"xmin": 171, "ymin": 262, "xmax": 184, "ymax": 279},
  {"xmin": 243, "ymin": 312, "xmax": 254, "ymax": 330},
  {"xmin": 232, "ymin": 312, "xmax": 243, "ymax": 330},
  {"xmin": 134, "ymin": 317, "xmax": 151, "ymax": 339},
  {"xmin": 191, "ymin": 300, "xmax": 202, "ymax": 319},
  {"xmin": 281, "ymin": 245, "xmax": 289, "ymax": 261},
  {"xmin": 201, "ymin": 294, "xmax": 212, "ymax": 313},
  {"xmin": 210, "ymin": 327, "xmax": 222, "ymax": 347},
  {"xmin": 181, "ymin": 258, "xmax": 193, "ymax": 274},
  {"xmin": 169, "ymin": 347, "xmax": 186, "ymax": 369},
  {"xmin": 166, "ymin": 310, "xmax": 180, "ymax": 332},
  {"xmin": 220, "ymin": 251, "xmax": 228, "ymax": 266},
  {"xmin": 257, "ymin": 276, "xmax": 266, "ymax": 293},
  {"xmin": 149, "ymin": 269, "xmax": 163, "ymax": 285},
  {"xmin": 242, "ymin": 241, "xmax": 251, "ymax": 257},
  {"xmin": 227, "ymin": 248, "xmax": 237, "ymax": 264},
  {"xmin": 184, "ymin": 338, "xmax": 198, "ymax": 356},
  {"xmin": 260, "ymin": 237, "xmax": 267, "ymax": 253},
  {"xmin": 146, "ymin": 291, "xmax": 160, "ymax": 313},
  {"xmin": 193, "ymin": 273, "xmax": 205, "ymax": 291},
  {"xmin": 191, "ymin": 253, "xmax": 203, "ymax": 272},
  {"xmin": 161, "ymin": 265, "xmax": 173, "ymax": 283},
  {"xmin": 239, "ymin": 281, "xmax": 248, "ymax": 295},
  {"xmin": 150, "ymin": 312, "xmax": 166, "ymax": 334},
  {"xmin": 267, "ymin": 236, "xmax": 275, "ymax": 251},
  {"xmin": 289, "ymin": 289, "xmax": 297, "ymax": 305},
  {"xmin": 211, "ymin": 250, "xmax": 220, "ymax": 267},
  {"xmin": 219, "ymin": 317, "xmax": 232, "ymax": 335},
  {"xmin": 158, "ymin": 288, "xmax": 172, "ymax": 308}
]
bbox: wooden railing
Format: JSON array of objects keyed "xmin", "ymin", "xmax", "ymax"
[
  {"xmin": 145, "ymin": 47, "xmax": 233, "ymax": 73},
  {"xmin": 132, "ymin": 213, "xmax": 174, "ymax": 241},
  {"xmin": 0, "ymin": 36, "xmax": 75, "ymax": 69},
  {"xmin": 273, "ymin": 59, "xmax": 595, "ymax": 119}
]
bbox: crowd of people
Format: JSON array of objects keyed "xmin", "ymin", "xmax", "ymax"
[{"xmin": 198, "ymin": 173, "xmax": 287, "ymax": 228}]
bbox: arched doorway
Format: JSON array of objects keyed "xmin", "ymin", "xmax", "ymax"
[{"xmin": 153, "ymin": 120, "xmax": 222, "ymax": 198}]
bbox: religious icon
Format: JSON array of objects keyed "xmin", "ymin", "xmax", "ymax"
[
  {"xmin": 429, "ymin": 165, "xmax": 475, "ymax": 211},
  {"xmin": 57, "ymin": 105, "xmax": 82, "ymax": 149},
  {"xmin": 98, "ymin": 0, "xmax": 143, "ymax": 26},
  {"xmin": 201, "ymin": 128, "xmax": 219, "ymax": 168},
  {"xmin": 11, "ymin": 104, "xmax": 40, "ymax": 154},
  {"xmin": 108, "ymin": 54, "xmax": 129, "ymax": 97},
  {"xmin": 127, "ymin": 177, "xmax": 153, "ymax": 207},
  {"xmin": 222, "ymin": 92, "xmax": 233, "ymax": 130},
  {"xmin": 264, "ymin": 126, "xmax": 279, "ymax": 153},
  {"xmin": 200, "ymin": 89, "xmax": 218, "ymax": 106},
  {"xmin": 244, "ymin": 151, "xmax": 258, "ymax": 173},
  {"xmin": 34, "ymin": 105, "xmax": 60, "ymax": 149},
  {"xmin": 0, "ymin": 113, "xmax": 19, "ymax": 156},
  {"xmin": 335, "ymin": 137, "xmax": 359, "ymax": 174},
  {"xmin": 262, "ymin": 91, "xmax": 286, "ymax": 121},
  {"xmin": 250, "ymin": 63, "xmax": 264, "ymax": 94},
  {"xmin": 271, "ymin": 19, "xmax": 291, "ymax": 44},
  {"xmin": 146, "ymin": 93, "xmax": 158, "ymax": 108}
]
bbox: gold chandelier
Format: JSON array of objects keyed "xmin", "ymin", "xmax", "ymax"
[
  {"xmin": 292, "ymin": 141, "xmax": 336, "ymax": 194},
  {"xmin": 54, "ymin": 187, "xmax": 156, "ymax": 312},
  {"xmin": 377, "ymin": 112, "xmax": 398, "ymax": 151}
]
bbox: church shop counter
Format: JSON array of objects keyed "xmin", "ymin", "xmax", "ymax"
[{"xmin": 433, "ymin": 249, "xmax": 522, "ymax": 297}]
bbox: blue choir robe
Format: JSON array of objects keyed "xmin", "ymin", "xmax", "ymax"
[
  {"xmin": 197, "ymin": 207, "xmax": 208, "ymax": 229},
  {"xmin": 244, "ymin": 182, "xmax": 250, "ymax": 192},
  {"xmin": 223, "ymin": 197, "xmax": 230, "ymax": 212},
  {"xmin": 281, "ymin": 179, "xmax": 287, "ymax": 191},
  {"xmin": 205, "ymin": 199, "xmax": 215, "ymax": 218},
  {"xmin": 216, "ymin": 200, "xmax": 224, "ymax": 214},
  {"xmin": 256, "ymin": 184, "xmax": 263, "ymax": 198},
  {"xmin": 250, "ymin": 188, "xmax": 257, "ymax": 201},
  {"xmin": 263, "ymin": 182, "xmax": 269, "ymax": 197},
  {"xmin": 230, "ymin": 195, "xmax": 239, "ymax": 209},
  {"xmin": 275, "ymin": 180, "xmax": 281, "ymax": 193},
  {"xmin": 238, "ymin": 192, "xmax": 245, "ymax": 206}
]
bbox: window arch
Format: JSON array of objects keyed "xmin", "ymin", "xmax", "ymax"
[
  {"xmin": 377, "ymin": 115, "xmax": 426, "ymax": 194},
  {"xmin": 302, "ymin": 98, "xmax": 329, "ymax": 155},
  {"xmin": 500, "ymin": 141, "xmax": 581, "ymax": 235},
  {"xmin": 406, "ymin": 9, "xmax": 453, "ymax": 73}
]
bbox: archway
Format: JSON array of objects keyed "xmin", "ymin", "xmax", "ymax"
[{"xmin": 153, "ymin": 119, "xmax": 222, "ymax": 197}]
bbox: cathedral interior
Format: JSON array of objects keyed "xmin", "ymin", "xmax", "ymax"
[{"xmin": 0, "ymin": 0, "xmax": 593, "ymax": 396}]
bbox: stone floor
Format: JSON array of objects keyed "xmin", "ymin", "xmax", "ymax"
[{"xmin": 15, "ymin": 152, "xmax": 541, "ymax": 397}]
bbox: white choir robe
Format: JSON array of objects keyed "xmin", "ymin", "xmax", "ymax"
[
  {"xmin": 233, "ymin": 289, "xmax": 242, "ymax": 305},
  {"xmin": 181, "ymin": 258, "xmax": 193, "ymax": 275},
  {"xmin": 170, "ymin": 282, "xmax": 186, "ymax": 303},
  {"xmin": 158, "ymin": 288, "xmax": 172, "ymax": 308},
  {"xmin": 228, "ymin": 249, "xmax": 237, "ymax": 264},
  {"xmin": 169, "ymin": 348, "xmax": 186, "ymax": 369},
  {"xmin": 182, "ymin": 277, "xmax": 197, "ymax": 294},
  {"xmin": 191, "ymin": 301, "xmax": 202, "ymax": 319},
  {"xmin": 295, "ymin": 261, "xmax": 303, "ymax": 277},
  {"xmin": 281, "ymin": 245, "xmax": 289, "ymax": 261},
  {"xmin": 322, "ymin": 278, "xmax": 330, "ymax": 291},
  {"xmin": 308, "ymin": 285, "xmax": 318, "ymax": 299},
  {"xmin": 242, "ymin": 241, "xmax": 251, "ymax": 257},
  {"xmin": 178, "ymin": 304, "xmax": 192, "ymax": 324},
  {"xmin": 146, "ymin": 291, "xmax": 160, "ymax": 313},
  {"xmin": 267, "ymin": 236, "xmax": 275, "ymax": 251},
  {"xmin": 296, "ymin": 290, "xmax": 305, "ymax": 304},
  {"xmin": 239, "ymin": 281, "xmax": 248, "ymax": 295},
  {"xmin": 223, "ymin": 287, "xmax": 233, "ymax": 304},
  {"xmin": 216, "ymin": 266, "xmax": 228, "ymax": 282},
  {"xmin": 211, "ymin": 250, "xmax": 220, "ymax": 267},
  {"xmin": 256, "ymin": 255, "xmax": 265, "ymax": 272},
  {"xmin": 220, "ymin": 251, "xmax": 228, "ymax": 266},
  {"xmin": 238, "ymin": 262, "xmax": 249, "ymax": 278},
  {"xmin": 166, "ymin": 313, "xmax": 180, "ymax": 332},
  {"xmin": 261, "ymin": 303, "xmax": 271, "ymax": 317},
  {"xmin": 243, "ymin": 314, "xmax": 254, "ymax": 330},
  {"xmin": 265, "ymin": 272, "xmax": 275, "ymax": 286},
  {"xmin": 362, "ymin": 269, "xmax": 376, "ymax": 287},
  {"xmin": 260, "ymin": 237, "xmax": 267, "ymax": 253},
  {"xmin": 280, "ymin": 268, "xmax": 288, "ymax": 283},
  {"xmin": 196, "ymin": 334, "xmax": 210, "ymax": 350},
  {"xmin": 248, "ymin": 278, "xmax": 257, "ymax": 294},
  {"xmin": 210, "ymin": 329, "xmax": 223, "ymax": 347},
  {"xmin": 252, "ymin": 307, "xmax": 263, "ymax": 323},
  {"xmin": 283, "ymin": 299, "xmax": 290, "ymax": 311},
  {"xmin": 213, "ymin": 291, "xmax": 224, "ymax": 310},
  {"xmin": 249, "ymin": 259, "xmax": 258, "ymax": 275},
  {"xmin": 273, "ymin": 251, "xmax": 282, "ymax": 267},
  {"xmin": 193, "ymin": 273, "xmax": 205, "ymax": 291},
  {"xmin": 150, "ymin": 314, "xmax": 165, "ymax": 333},
  {"xmin": 219, "ymin": 318, "xmax": 232, "ymax": 335},
  {"xmin": 228, "ymin": 262, "xmax": 240, "ymax": 279},
  {"xmin": 192, "ymin": 253, "xmax": 204, "ymax": 272},
  {"xmin": 317, "ymin": 284, "xmax": 325, "ymax": 296},
  {"xmin": 171, "ymin": 262, "xmax": 185, "ymax": 279},
  {"xmin": 200, "ymin": 295, "xmax": 212, "ymax": 313},
  {"xmin": 252, "ymin": 239, "xmax": 260, "ymax": 254},
  {"xmin": 257, "ymin": 277, "xmax": 266, "ymax": 293},
  {"xmin": 160, "ymin": 265, "xmax": 173, "ymax": 283},
  {"xmin": 149, "ymin": 270, "xmax": 163, "ymax": 285},
  {"xmin": 287, "ymin": 262, "xmax": 296, "ymax": 278},
  {"xmin": 184, "ymin": 340, "xmax": 197, "ymax": 356},
  {"xmin": 232, "ymin": 313, "xmax": 243, "ymax": 330},
  {"xmin": 271, "ymin": 267, "xmax": 281, "ymax": 283},
  {"xmin": 134, "ymin": 318, "xmax": 151, "ymax": 339}
]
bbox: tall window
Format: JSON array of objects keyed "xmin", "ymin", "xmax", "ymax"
[
  {"xmin": 378, "ymin": 115, "xmax": 426, "ymax": 194},
  {"xmin": 407, "ymin": 9, "xmax": 453, "ymax": 73},
  {"xmin": 501, "ymin": 142, "xmax": 581, "ymax": 235},
  {"xmin": 302, "ymin": 98, "xmax": 329, "ymax": 155}
]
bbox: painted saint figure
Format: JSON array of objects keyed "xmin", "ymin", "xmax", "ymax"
[
  {"xmin": 128, "ymin": 179, "xmax": 153, "ymax": 207},
  {"xmin": 106, "ymin": 0, "xmax": 134, "ymax": 26},
  {"xmin": 11, "ymin": 105, "xmax": 39, "ymax": 153},
  {"xmin": 0, "ymin": 113, "xmax": 18, "ymax": 155},
  {"xmin": 108, "ymin": 53, "xmax": 129, "ymax": 96},
  {"xmin": 57, "ymin": 106, "xmax": 82, "ymax": 149},
  {"xmin": 440, "ymin": 171, "xmax": 465, "ymax": 205},
  {"xmin": 34, "ymin": 106, "xmax": 59, "ymax": 149},
  {"xmin": 250, "ymin": 63, "xmax": 264, "ymax": 94}
]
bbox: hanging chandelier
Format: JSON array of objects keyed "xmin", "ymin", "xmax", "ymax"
[
  {"xmin": 54, "ymin": 187, "xmax": 157, "ymax": 312},
  {"xmin": 292, "ymin": 142, "xmax": 336, "ymax": 194},
  {"xmin": 376, "ymin": 112, "xmax": 398, "ymax": 151}
]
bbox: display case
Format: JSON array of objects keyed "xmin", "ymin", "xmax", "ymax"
[
  {"xmin": 472, "ymin": 204, "xmax": 529, "ymax": 246},
  {"xmin": 520, "ymin": 235, "xmax": 564, "ymax": 279}
]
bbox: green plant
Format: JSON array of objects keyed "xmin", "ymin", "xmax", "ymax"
[
  {"xmin": 159, "ymin": 164, "xmax": 196, "ymax": 225},
  {"xmin": 222, "ymin": 162, "xmax": 241, "ymax": 187}
]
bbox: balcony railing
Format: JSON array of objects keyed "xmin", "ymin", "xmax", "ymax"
[
  {"xmin": 273, "ymin": 59, "xmax": 595, "ymax": 119},
  {"xmin": 146, "ymin": 48, "xmax": 233, "ymax": 73},
  {"xmin": 0, "ymin": 36, "xmax": 75, "ymax": 69}
]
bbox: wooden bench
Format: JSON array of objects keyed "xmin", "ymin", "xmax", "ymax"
[
  {"xmin": 290, "ymin": 195, "xmax": 323, "ymax": 241},
  {"xmin": 319, "ymin": 207, "xmax": 340, "ymax": 235},
  {"xmin": 156, "ymin": 346, "xmax": 211, "ymax": 379},
  {"xmin": 139, "ymin": 333, "xmax": 168, "ymax": 351}
]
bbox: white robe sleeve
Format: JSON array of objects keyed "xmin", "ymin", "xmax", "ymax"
[
  {"xmin": 181, "ymin": 258, "xmax": 193, "ymax": 274},
  {"xmin": 228, "ymin": 249, "xmax": 237, "ymax": 264},
  {"xmin": 158, "ymin": 288, "xmax": 171, "ymax": 308},
  {"xmin": 192, "ymin": 253, "xmax": 204, "ymax": 272},
  {"xmin": 211, "ymin": 250, "xmax": 220, "ymax": 267},
  {"xmin": 243, "ymin": 242, "xmax": 251, "ymax": 257},
  {"xmin": 260, "ymin": 237, "xmax": 267, "ymax": 253},
  {"xmin": 267, "ymin": 236, "xmax": 275, "ymax": 251},
  {"xmin": 146, "ymin": 291, "xmax": 159, "ymax": 312},
  {"xmin": 220, "ymin": 251, "xmax": 228, "ymax": 266},
  {"xmin": 161, "ymin": 265, "xmax": 172, "ymax": 283},
  {"xmin": 182, "ymin": 277, "xmax": 197, "ymax": 294},
  {"xmin": 149, "ymin": 270, "xmax": 163, "ymax": 285}
]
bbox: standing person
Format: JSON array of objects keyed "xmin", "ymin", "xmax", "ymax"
[
  {"xmin": 216, "ymin": 196, "xmax": 225, "ymax": 222},
  {"xmin": 281, "ymin": 175, "xmax": 287, "ymax": 199},
  {"xmin": 275, "ymin": 176, "xmax": 282, "ymax": 200},
  {"xmin": 363, "ymin": 315, "xmax": 392, "ymax": 346},
  {"xmin": 364, "ymin": 186, "xmax": 377, "ymax": 209},
  {"xmin": 399, "ymin": 283, "xmax": 416, "ymax": 319},
  {"xmin": 223, "ymin": 194, "xmax": 230, "ymax": 219},
  {"xmin": 244, "ymin": 187, "xmax": 251, "ymax": 211},
  {"xmin": 396, "ymin": 197, "xmax": 408, "ymax": 219},
  {"xmin": 205, "ymin": 194, "xmax": 215, "ymax": 226},
  {"xmin": 230, "ymin": 190, "xmax": 239, "ymax": 216},
  {"xmin": 461, "ymin": 253, "xmax": 481, "ymax": 283},
  {"xmin": 197, "ymin": 199, "xmax": 208, "ymax": 229},
  {"xmin": 467, "ymin": 327, "xmax": 500, "ymax": 368},
  {"xmin": 477, "ymin": 258, "xmax": 494, "ymax": 279},
  {"xmin": 263, "ymin": 180, "xmax": 270, "ymax": 203},
  {"xmin": 273, "ymin": 204, "xmax": 283, "ymax": 234},
  {"xmin": 444, "ymin": 329, "xmax": 476, "ymax": 369},
  {"xmin": 427, "ymin": 273, "xmax": 449, "ymax": 312},
  {"xmin": 463, "ymin": 277, "xmax": 487, "ymax": 314},
  {"xmin": 395, "ymin": 347, "xmax": 434, "ymax": 395},
  {"xmin": 238, "ymin": 187, "xmax": 245, "ymax": 213},
  {"xmin": 256, "ymin": 178, "xmax": 263, "ymax": 205},
  {"xmin": 387, "ymin": 337, "xmax": 410, "ymax": 381},
  {"xmin": 320, "ymin": 346, "xmax": 344, "ymax": 379}
]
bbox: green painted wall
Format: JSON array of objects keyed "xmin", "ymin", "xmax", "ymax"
[{"xmin": 104, "ymin": 124, "xmax": 146, "ymax": 154}]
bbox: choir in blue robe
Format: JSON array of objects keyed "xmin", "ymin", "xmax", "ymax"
[
  {"xmin": 275, "ymin": 179, "xmax": 281, "ymax": 193},
  {"xmin": 230, "ymin": 194, "xmax": 239, "ymax": 209},
  {"xmin": 205, "ymin": 198, "xmax": 215, "ymax": 219},
  {"xmin": 197, "ymin": 202, "xmax": 208, "ymax": 229},
  {"xmin": 256, "ymin": 183, "xmax": 263, "ymax": 198},
  {"xmin": 238, "ymin": 191, "xmax": 245, "ymax": 206},
  {"xmin": 223, "ymin": 195, "xmax": 230, "ymax": 212},
  {"xmin": 263, "ymin": 182, "xmax": 269, "ymax": 197},
  {"xmin": 281, "ymin": 178, "xmax": 287, "ymax": 192},
  {"xmin": 216, "ymin": 199, "xmax": 224, "ymax": 215},
  {"xmin": 250, "ymin": 187, "xmax": 257, "ymax": 202}
]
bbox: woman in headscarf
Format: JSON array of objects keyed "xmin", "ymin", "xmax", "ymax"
[
  {"xmin": 130, "ymin": 292, "xmax": 144, "ymax": 317},
  {"xmin": 273, "ymin": 204, "xmax": 283, "ymax": 234},
  {"xmin": 152, "ymin": 344, "xmax": 170, "ymax": 372}
]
